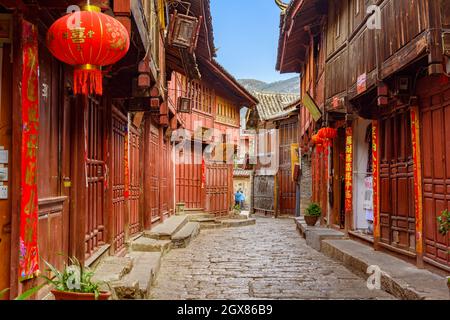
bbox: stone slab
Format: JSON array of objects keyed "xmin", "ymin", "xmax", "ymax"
[
  {"xmin": 92, "ymin": 256, "xmax": 133, "ymax": 284},
  {"xmin": 115, "ymin": 252, "xmax": 162, "ymax": 299},
  {"xmin": 131, "ymin": 237, "xmax": 172, "ymax": 255},
  {"xmin": 219, "ymin": 218, "xmax": 256, "ymax": 228},
  {"xmin": 321, "ymin": 239, "xmax": 450, "ymax": 300},
  {"xmin": 172, "ymin": 222, "xmax": 200, "ymax": 248},
  {"xmin": 305, "ymin": 228, "xmax": 346, "ymax": 251},
  {"xmin": 144, "ymin": 215, "xmax": 188, "ymax": 240}
]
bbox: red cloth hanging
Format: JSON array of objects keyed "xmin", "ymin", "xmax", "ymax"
[{"xmin": 19, "ymin": 20, "xmax": 40, "ymax": 282}]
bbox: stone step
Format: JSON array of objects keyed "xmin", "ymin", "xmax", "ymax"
[
  {"xmin": 112, "ymin": 252, "xmax": 162, "ymax": 300},
  {"xmin": 92, "ymin": 256, "xmax": 133, "ymax": 284},
  {"xmin": 130, "ymin": 237, "xmax": 172, "ymax": 255},
  {"xmin": 200, "ymin": 221, "xmax": 223, "ymax": 230},
  {"xmin": 144, "ymin": 215, "xmax": 188, "ymax": 240},
  {"xmin": 191, "ymin": 216, "xmax": 216, "ymax": 223},
  {"xmin": 218, "ymin": 218, "xmax": 256, "ymax": 228},
  {"xmin": 171, "ymin": 222, "xmax": 200, "ymax": 248}
]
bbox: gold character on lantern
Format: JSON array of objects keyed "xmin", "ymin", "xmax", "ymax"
[{"xmin": 70, "ymin": 27, "xmax": 86, "ymax": 44}]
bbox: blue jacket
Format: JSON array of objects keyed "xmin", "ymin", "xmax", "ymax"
[{"xmin": 235, "ymin": 192, "xmax": 245, "ymax": 202}]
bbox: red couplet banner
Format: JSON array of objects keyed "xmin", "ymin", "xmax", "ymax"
[{"xmin": 19, "ymin": 20, "xmax": 40, "ymax": 281}]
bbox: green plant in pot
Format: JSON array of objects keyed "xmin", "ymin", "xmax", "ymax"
[
  {"xmin": 43, "ymin": 256, "xmax": 111, "ymax": 300},
  {"xmin": 304, "ymin": 203, "xmax": 322, "ymax": 227}
]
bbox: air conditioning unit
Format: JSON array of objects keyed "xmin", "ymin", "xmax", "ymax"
[{"xmin": 177, "ymin": 97, "xmax": 191, "ymax": 113}]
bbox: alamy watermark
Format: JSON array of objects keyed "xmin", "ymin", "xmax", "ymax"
[
  {"xmin": 366, "ymin": 265, "xmax": 382, "ymax": 290},
  {"xmin": 366, "ymin": 5, "xmax": 382, "ymax": 30}
]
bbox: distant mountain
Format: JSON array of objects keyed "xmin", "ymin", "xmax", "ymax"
[{"xmin": 239, "ymin": 77, "xmax": 299, "ymax": 94}]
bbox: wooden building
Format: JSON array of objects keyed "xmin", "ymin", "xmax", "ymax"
[
  {"xmin": 0, "ymin": 0, "xmax": 217, "ymax": 299},
  {"xmin": 276, "ymin": 0, "xmax": 450, "ymax": 272},
  {"xmin": 249, "ymin": 91, "xmax": 300, "ymax": 217},
  {"xmin": 168, "ymin": 65, "xmax": 257, "ymax": 216}
]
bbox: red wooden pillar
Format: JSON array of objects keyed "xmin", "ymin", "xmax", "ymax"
[
  {"xmin": 9, "ymin": 13, "xmax": 24, "ymax": 299},
  {"xmin": 410, "ymin": 106, "xmax": 424, "ymax": 268}
]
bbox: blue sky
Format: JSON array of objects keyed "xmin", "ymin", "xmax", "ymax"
[{"xmin": 210, "ymin": 0, "xmax": 297, "ymax": 83}]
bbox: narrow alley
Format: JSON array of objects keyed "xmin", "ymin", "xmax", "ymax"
[{"xmin": 150, "ymin": 218, "xmax": 393, "ymax": 300}]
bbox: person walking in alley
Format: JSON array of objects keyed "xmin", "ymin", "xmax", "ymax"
[{"xmin": 235, "ymin": 189, "xmax": 246, "ymax": 209}]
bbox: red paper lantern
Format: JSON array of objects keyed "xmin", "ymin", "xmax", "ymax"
[
  {"xmin": 318, "ymin": 127, "xmax": 337, "ymax": 140},
  {"xmin": 46, "ymin": 5, "xmax": 130, "ymax": 95},
  {"xmin": 311, "ymin": 134, "xmax": 323, "ymax": 145}
]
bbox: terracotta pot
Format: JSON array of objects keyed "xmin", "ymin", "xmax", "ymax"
[
  {"xmin": 51, "ymin": 290, "xmax": 111, "ymax": 301},
  {"xmin": 304, "ymin": 215, "xmax": 319, "ymax": 227}
]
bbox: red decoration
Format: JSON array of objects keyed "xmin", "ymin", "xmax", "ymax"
[
  {"xmin": 124, "ymin": 126, "xmax": 130, "ymax": 199},
  {"xmin": 344, "ymin": 127, "xmax": 353, "ymax": 213},
  {"xmin": 201, "ymin": 157, "xmax": 206, "ymax": 188},
  {"xmin": 318, "ymin": 127, "xmax": 337, "ymax": 140},
  {"xmin": 46, "ymin": 5, "xmax": 130, "ymax": 95},
  {"xmin": 19, "ymin": 20, "xmax": 40, "ymax": 281},
  {"xmin": 317, "ymin": 127, "xmax": 338, "ymax": 154}
]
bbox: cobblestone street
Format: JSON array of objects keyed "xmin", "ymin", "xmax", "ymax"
[{"xmin": 150, "ymin": 218, "xmax": 394, "ymax": 300}]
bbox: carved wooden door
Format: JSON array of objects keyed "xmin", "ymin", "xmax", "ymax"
[
  {"xmin": 379, "ymin": 107, "xmax": 415, "ymax": 254},
  {"xmin": 111, "ymin": 106, "xmax": 127, "ymax": 253},
  {"xmin": 85, "ymin": 96, "xmax": 106, "ymax": 258}
]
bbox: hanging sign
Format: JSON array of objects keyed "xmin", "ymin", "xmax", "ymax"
[
  {"xmin": 357, "ymin": 73, "xmax": 367, "ymax": 95},
  {"xmin": 290, "ymin": 143, "xmax": 300, "ymax": 181},
  {"xmin": 302, "ymin": 92, "xmax": 322, "ymax": 122},
  {"xmin": 19, "ymin": 20, "xmax": 40, "ymax": 281}
]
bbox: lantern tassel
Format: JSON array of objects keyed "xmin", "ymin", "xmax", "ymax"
[{"xmin": 74, "ymin": 66, "xmax": 103, "ymax": 96}]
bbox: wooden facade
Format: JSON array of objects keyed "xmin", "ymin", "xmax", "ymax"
[
  {"xmin": 0, "ymin": 0, "xmax": 203, "ymax": 299},
  {"xmin": 277, "ymin": 0, "xmax": 450, "ymax": 272},
  {"xmin": 168, "ymin": 66, "xmax": 257, "ymax": 216}
]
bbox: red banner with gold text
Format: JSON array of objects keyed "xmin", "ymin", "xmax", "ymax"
[
  {"xmin": 19, "ymin": 20, "xmax": 40, "ymax": 281},
  {"xmin": 344, "ymin": 127, "xmax": 353, "ymax": 213}
]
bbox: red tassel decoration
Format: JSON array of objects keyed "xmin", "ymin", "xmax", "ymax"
[{"xmin": 74, "ymin": 67, "xmax": 103, "ymax": 96}]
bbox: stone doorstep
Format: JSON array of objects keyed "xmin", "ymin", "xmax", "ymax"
[
  {"xmin": 113, "ymin": 252, "xmax": 162, "ymax": 300},
  {"xmin": 305, "ymin": 228, "xmax": 347, "ymax": 251},
  {"xmin": 91, "ymin": 256, "xmax": 134, "ymax": 284},
  {"xmin": 171, "ymin": 222, "xmax": 200, "ymax": 248},
  {"xmin": 186, "ymin": 212, "xmax": 216, "ymax": 221},
  {"xmin": 219, "ymin": 218, "xmax": 256, "ymax": 228},
  {"xmin": 321, "ymin": 239, "xmax": 450, "ymax": 300},
  {"xmin": 131, "ymin": 237, "xmax": 172, "ymax": 255},
  {"xmin": 200, "ymin": 222, "xmax": 224, "ymax": 230},
  {"xmin": 144, "ymin": 215, "xmax": 188, "ymax": 240}
]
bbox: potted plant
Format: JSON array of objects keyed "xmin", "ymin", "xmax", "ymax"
[
  {"xmin": 304, "ymin": 203, "xmax": 322, "ymax": 227},
  {"xmin": 43, "ymin": 256, "xmax": 111, "ymax": 300},
  {"xmin": 437, "ymin": 210, "xmax": 450, "ymax": 295}
]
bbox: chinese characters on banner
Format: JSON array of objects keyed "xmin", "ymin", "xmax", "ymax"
[
  {"xmin": 124, "ymin": 126, "xmax": 130, "ymax": 199},
  {"xmin": 19, "ymin": 20, "xmax": 40, "ymax": 281},
  {"xmin": 410, "ymin": 107, "xmax": 423, "ymax": 254},
  {"xmin": 344, "ymin": 127, "xmax": 353, "ymax": 213},
  {"xmin": 372, "ymin": 121, "xmax": 380, "ymax": 239}
]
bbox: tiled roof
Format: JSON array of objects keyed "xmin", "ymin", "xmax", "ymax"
[
  {"xmin": 252, "ymin": 91, "xmax": 300, "ymax": 121},
  {"xmin": 233, "ymin": 169, "xmax": 253, "ymax": 177}
]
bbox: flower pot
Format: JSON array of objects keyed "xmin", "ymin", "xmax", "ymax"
[
  {"xmin": 51, "ymin": 290, "xmax": 111, "ymax": 301},
  {"xmin": 304, "ymin": 215, "xmax": 319, "ymax": 227}
]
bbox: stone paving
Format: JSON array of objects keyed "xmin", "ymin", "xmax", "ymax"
[{"xmin": 150, "ymin": 217, "xmax": 395, "ymax": 300}]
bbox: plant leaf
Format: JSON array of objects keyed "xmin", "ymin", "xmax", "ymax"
[{"xmin": 14, "ymin": 284, "xmax": 46, "ymax": 300}]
